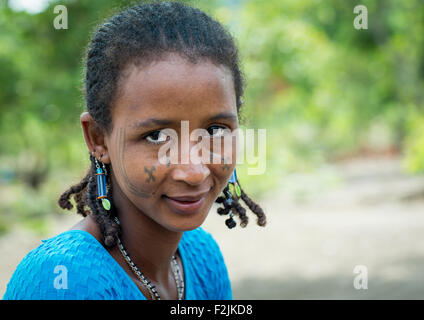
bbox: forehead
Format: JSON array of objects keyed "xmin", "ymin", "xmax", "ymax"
[{"xmin": 111, "ymin": 53, "xmax": 237, "ymax": 127}]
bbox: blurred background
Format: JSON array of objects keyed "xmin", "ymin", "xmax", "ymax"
[{"xmin": 1, "ymin": 0, "xmax": 424, "ymax": 299}]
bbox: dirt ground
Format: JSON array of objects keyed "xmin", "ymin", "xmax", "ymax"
[{"xmin": 2, "ymin": 155, "xmax": 424, "ymax": 299}]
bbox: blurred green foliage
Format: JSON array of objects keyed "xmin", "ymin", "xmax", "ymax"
[{"xmin": 0, "ymin": 0, "xmax": 423, "ymax": 232}]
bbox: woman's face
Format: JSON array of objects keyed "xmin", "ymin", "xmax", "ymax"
[{"xmin": 105, "ymin": 53, "xmax": 238, "ymax": 232}]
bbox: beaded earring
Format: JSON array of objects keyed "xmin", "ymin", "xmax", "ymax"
[
  {"xmin": 228, "ymin": 169, "xmax": 241, "ymax": 198},
  {"xmin": 216, "ymin": 169, "xmax": 243, "ymax": 229},
  {"xmin": 94, "ymin": 157, "xmax": 111, "ymax": 211},
  {"xmin": 223, "ymin": 192, "xmax": 237, "ymax": 229}
]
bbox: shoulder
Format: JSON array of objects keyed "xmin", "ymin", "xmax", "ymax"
[{"xmin": 2, "ymin": 230, "xmax": 118, "ymax": 300}]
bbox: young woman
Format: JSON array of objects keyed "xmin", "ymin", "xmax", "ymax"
[{"xmin": 3, "ymin": 1, "xmax": 266, "ymax": 300}]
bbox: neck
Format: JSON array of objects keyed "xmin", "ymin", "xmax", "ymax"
[{"xmin": 111, "ymin": 179, "xmax": 183, "ymax": 284}]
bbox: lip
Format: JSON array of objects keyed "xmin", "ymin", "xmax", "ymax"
[
  {"xmin": 166, "ymin": 189, "xmax": 211, "ymax": 201},
  {"xmin": 163, "ymin": 192, "xmax": 208, "ymax": 215},
  {"xmin": 165, "ymin": 193, "xmax": 207, "ymax": 202}
]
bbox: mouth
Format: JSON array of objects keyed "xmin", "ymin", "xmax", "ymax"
[{"xmin": 163, "ymin": 191, "xmax": 209, "ymax": 215}]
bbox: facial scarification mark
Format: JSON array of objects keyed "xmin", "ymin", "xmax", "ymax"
[
  {"xmin": 145, "ymin": 166, "xmax": 156, "ymax": 182},
  {"xmin": 116, "ymin": 127, "xmax": 150, "ymax": 198}
]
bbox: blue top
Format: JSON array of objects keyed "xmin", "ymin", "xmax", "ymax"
[{"xmin": 2, "ymin": 227, "xmax": 232, "ymax": 300}]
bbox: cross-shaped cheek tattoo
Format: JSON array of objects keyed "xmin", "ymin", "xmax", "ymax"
[{"xmin": 145, "ymin": 166, "xmax": 156, "ymax": 182}]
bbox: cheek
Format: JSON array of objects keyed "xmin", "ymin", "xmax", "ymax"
[
  {"xmin": 209, "ymin": 149, "xmax": 237, "ymax": 192},
  {"xmin": 110, "ymin": 142, "xmax": 167, "ymax": 198},
  {"xmin": 209, "ymin": 136, "xmax": 238, "ymax": 171}
]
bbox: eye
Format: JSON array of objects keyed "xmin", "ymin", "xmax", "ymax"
[
  {"xmin": 207, "ymin": 125, "xmax": 230, "ymax": 138},
  {"xmin": 144, "ymin": 130, "xmax": 170, "ymax": 144}
]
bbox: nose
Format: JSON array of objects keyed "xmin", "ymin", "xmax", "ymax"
[
  {"xmin": 171, "ymin": 140, "xmax": 211, "ymax": 186},
  {"xmin": 171, "ymin": 163, "xmax": 211, "ymax": 186}
]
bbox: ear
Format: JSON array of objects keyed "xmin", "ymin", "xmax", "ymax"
[{"xmin": 80, "ymin": 112, "xmax": 111, "ymax": 164}]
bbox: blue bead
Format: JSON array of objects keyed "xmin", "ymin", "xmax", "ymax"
[
  {"xmin": 96, "ymin": 172, "xmax": 107, "ymax": 198},
  {"xmin": 224, "ymin": 198, "xmax": 233, "ymax": 206},
  {"xmin": 228, "ymin": 170, "xmax": 237, "ymax": 184}
]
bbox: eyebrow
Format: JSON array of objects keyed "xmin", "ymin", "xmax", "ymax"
[{"xmin": 131, "ymin": 112, "xmax": 238, "ymax": 129}]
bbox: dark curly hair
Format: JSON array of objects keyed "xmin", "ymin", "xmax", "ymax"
[{"xmin": 58, "ymin": 0, "xmax": 266, "ymax": 248}]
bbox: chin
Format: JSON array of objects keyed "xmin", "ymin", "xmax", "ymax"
[{"xmin": 159, "ymin": 207, "xmax": 211, "ymax": 233}]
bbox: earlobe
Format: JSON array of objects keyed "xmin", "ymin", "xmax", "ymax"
[{"xmin": 80, "ymin": 112, "xmax": 111, "ymax": 164}]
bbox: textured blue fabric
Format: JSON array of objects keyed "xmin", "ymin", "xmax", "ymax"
[{"xmin": 2, "ymin": 227, "xmax": 232, "ymax": 300}]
